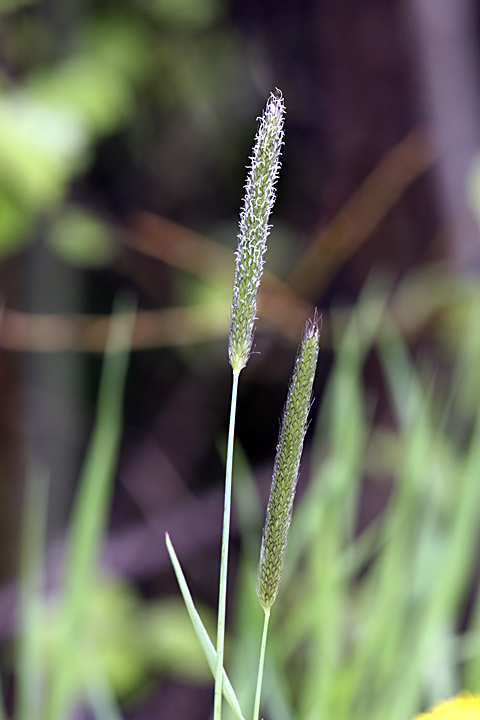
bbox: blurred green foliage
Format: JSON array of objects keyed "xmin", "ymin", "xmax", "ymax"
[
  {"xmin": 42, "ymin": 577, "xmax": 215, "ymax": 698},
  {"xmin": 47, "ymin": 205, "xmax": 117, "ymax": 267},
  {"xmin": 0, "ymin": 0, "xmax": 247, "ymax": 266},
  {"xmin": 0, "ymin": 9, "xmax": 151, "ymax": 257}
]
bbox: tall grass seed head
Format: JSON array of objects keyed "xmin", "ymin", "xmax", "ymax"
[
  {"xmin": 257, "ymin": 311, "xmax": 321, "ymax": 612},
  {"xmin": 229, "ymin": 89, "xmax": 286, "ymax": 371}
]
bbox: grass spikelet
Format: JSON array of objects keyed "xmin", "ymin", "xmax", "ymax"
[
  {"xmin": 257, "ymin": 311, "xmax": 321, "ymax": 611},
  {"xmin": 229, "ymin": 89, "xmax": 286, "ymax": 371}
]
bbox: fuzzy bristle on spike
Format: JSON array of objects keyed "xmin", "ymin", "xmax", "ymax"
[{"xmin": 257, "ymin": 311, "xmax": 321, "ymax": 611}]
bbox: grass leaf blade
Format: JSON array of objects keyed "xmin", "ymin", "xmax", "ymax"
[{"xmin": 165, "ymin": 533, "xmax": 246, "ymax": 720}]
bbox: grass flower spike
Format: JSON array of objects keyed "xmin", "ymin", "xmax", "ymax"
[
  {"xmin": 229, "ymin": 89, "xmax": 285, "ymax": 371},
  {"xmin": 258, "ymin": 312, "xmax": 321, "ymax": 611},
  {"xmin": 252, "ymin": 312, "xmax": 320, "ymax": 720},
  {"xmin": 412, "ymin": 694, "xmax": 480, "ymax": 718}
]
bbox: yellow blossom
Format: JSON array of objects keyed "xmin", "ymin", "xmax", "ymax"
[{"xmin": 414, "ymin": 693, "xmax": 480, "ymax": 719}]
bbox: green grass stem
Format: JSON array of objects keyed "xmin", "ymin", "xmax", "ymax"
[
  {"xmin": 214, "ymin": 368, "xmax": 240, "ymax": 720},
  {"xmin": 252, "ymin": 609, "xmax": 270, "ymax": 720}
]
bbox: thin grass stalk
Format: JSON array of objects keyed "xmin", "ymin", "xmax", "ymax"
[
  {"xmin": 252, "ymin": 610, "xmax": 270, "ymax": 720},
  {"xmin": 214, "ymin": 368, "xmax": 240, "ymax": 719}
]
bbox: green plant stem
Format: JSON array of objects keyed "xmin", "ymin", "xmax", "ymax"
[
  {"xmin": 214, "ymin": 368, "xmax": 240, "ymax": 720},
  {"xmin": 253, "ymin": 609, "xmax": 270, "ymax": 720}
]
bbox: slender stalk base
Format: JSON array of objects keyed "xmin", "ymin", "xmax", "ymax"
[
  {"xmin": 253, "ymin": 609, "xmax": 270, "ymax": 720},
  {"xmin": 214, "ymin": 369, "xmax": 240, "ymax": 720}
]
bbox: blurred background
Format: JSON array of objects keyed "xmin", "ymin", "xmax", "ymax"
[{"xmin": 1, "ymin": 0, "xmax": 480, "ymax": 718}]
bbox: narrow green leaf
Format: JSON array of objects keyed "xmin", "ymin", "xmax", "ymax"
[
  {"xmin": 165, "ymin": 533, "xmax": 246, "ymax": 720},
  {"xmin": 45, "ymin": 296, "xmax": 136, "ymax": 720}
]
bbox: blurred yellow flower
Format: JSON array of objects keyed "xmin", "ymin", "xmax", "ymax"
[{"xmin": 414, "ymin": 694, "xmax": 480, "ymax": 718}]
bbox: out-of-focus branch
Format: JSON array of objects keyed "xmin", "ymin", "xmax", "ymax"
[
  {"xmin": 0, "ymin": 305, "xmax": 228, "ymax": 353},
  {"xmin": 123, "ymin": 212, "xmax": 234, "ymax": 286},
  {"xmin": 288, "ymin": 128, "xmax": 437, "ymax": 299}
]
